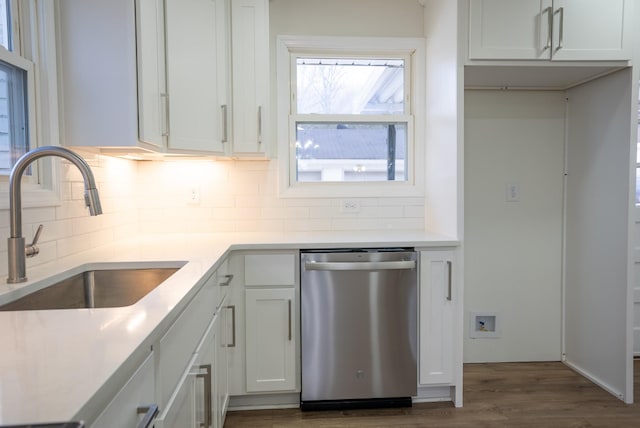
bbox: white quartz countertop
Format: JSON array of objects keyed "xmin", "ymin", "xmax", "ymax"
[{"xmin": 0, "ymin": 231, "xmax": 457, "ymax": 425}]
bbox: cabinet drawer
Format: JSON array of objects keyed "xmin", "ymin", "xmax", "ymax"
[
  {"xmin": 244, "ymin": 254, "xmax": 295, "ymax": 286},
  {"xmin": 157, "ymin": 275, "xmax": 215, "ymax": 408},
  {"xmin": 91, "ymin": 352, "xmax": 155, "ymax": 428}
]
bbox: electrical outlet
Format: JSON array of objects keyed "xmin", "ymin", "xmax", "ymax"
[
  {"xmin": 340, "ymin": 199, "xmax": 360, "ymax": 213},
  {"xmin": 188, "ymin": 185, "xmax": 201, "ymax": 205},
  {"xmin": 505, "ymin": 183, "xmax": 520, "ymax": 202}
]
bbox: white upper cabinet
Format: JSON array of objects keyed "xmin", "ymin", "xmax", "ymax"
[
  {"xmin": 58, "ymin": 0, "xmax": 159, "ymax": 151},
  {"xmin": 468, "ymin": 0, "xmax": 632, "ymax": 61},
  {"xmin": 165, "ymin": 0, "xmax": 227, "ymax": 154},
  {"xmin": 58, "ymin": 0, "xmax": 230, "ymax": 155},
  {"xmin": 230, "ymin": 0, "xmax": 270, "ymax": 157}
]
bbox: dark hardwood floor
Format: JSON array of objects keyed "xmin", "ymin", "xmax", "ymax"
[{"xmin": 224, "ymin": 360, "xmax": 640, "ymax": 427}]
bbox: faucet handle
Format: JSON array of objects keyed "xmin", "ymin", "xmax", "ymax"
[{"xmin": 25, "ymin": 224, "xmax": 43, "ymax": 258}]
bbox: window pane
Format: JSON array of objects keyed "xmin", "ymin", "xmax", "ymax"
[
  {"xmin": 0, "ymin": 0, "xmax": 11, "ymax": 51},
  {"xmin": 0, "ymin": 59, "xmax": 28, "ymax": 175},
  {"xmin": 296, "ymin": 122, "xmax": 407, "ymax": 182},
  {"xmin": 296, "ymin": 58, "xmax": 404, "ymax": 115},
  {"xmin": 637, "ymin": 167, "xmax": 640, "ymax": 205}
]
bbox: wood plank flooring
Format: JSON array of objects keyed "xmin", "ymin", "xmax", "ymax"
[{"xmin": 223, "ymin": 360, "xmax": 640, "ymax": 427}]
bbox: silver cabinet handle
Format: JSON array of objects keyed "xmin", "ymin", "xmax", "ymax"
[
  {"xmin": 304, "ymin": 260, "xmax": 416, "ymax": 271},
  {"xmin": 220, "ymin": 274, "xmax": 234, "ymax": 287},
  {"xmin": 543, "ymin": 6, "xmax": 553, "ymax": 51},
  {"xmin": 288, "ymin": 299, "xmax": 292, "ymax": 341},
  {"xmin": 196, "ymin": 364, "xmax": 212, "ymax": 428},
  {"xmin": 226, "ymin": 305, "xmax": 236, "ymax": 347},
  {"xmin": 257, "ymin": 105, "xmax": 262, "ymax": 145},
  {"xmin": 161, "ymin": 93, "xmax": 170, "ymax": 137},
  {"xmin": 136, "ymin": 404, "xmax": 159, "ymax": 428},
  {"xmin": 221, "ymin": 104, "xmax": 228, "ymax": 143},
  {"xmin": 556, "ymin": 7, "xmax": 564, "ymax": 50},
  {"xmin": 446, "ymin": 261, "xmax": 452, "ymax": 301}
]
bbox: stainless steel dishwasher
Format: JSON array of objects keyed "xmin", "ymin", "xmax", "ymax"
[{"xmin": 300, "ymin": 248, "xmax": 418, "ymax": 410}]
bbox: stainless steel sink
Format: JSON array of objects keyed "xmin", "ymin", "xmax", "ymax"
[{"xmin": 0, "ymin": 264, "xmax": 185, "ymax": 311}]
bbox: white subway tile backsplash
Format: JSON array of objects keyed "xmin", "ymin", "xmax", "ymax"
[
  {"xmin": 404, "ymin": 205, "xmax": 425, "ymax": 218},
  {"xmin": 37, "ymin": 220, "xmax": 74, "ymax": 243},
  {"xmin": 360, "ymin": 205, "xmax": 404, "ymax": 218},
  {"xmin": 22, "ymin": 207, "xmax": 56, "ymax": 225},
  {"xmin": 0, "ymin": 151, "xmax": 427, "ymax": 274}
]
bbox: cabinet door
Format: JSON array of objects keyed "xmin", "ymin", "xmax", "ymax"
[
  {"xmin": 136, "ymin": 0, "xmax": 167, "ymax": 148},
  {"xmin": 468, "ymin": 0, "xmax": 552, "ymax": 60},
  {"xmin": 165, "ymin": 0, "xmax": 224, "ymax": 153},
  {"xmin": 91, "ymin": 353, "xmax": 156, "ymax": 428},
  {"xmin": 58, "ymin": 0, "xmax": 141, "ymax": 149},
  {"xmin": 231, "ymin": 0, "xmax": 269, "ymax": 156},
  {"xmin": 419, "ymin": 251, "xmax": 455, "ymax": 385},
  {"xmin": 550, "ymin": 0, "xmax": 630, "ymax": 61},
  {"xmin": 245, "ymin": 288, "xmax": 296, "ymax": 392},
  {"xmin": 155, "ymin": 356, "xmax": 198, "ymax": 428}
]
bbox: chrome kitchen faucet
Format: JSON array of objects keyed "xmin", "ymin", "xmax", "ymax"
[{"xmin": 7, "ymin": 146, "xmax": 103, "ymax": 283}]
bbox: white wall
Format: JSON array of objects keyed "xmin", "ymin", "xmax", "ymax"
[
  {"xmin": 464, "ymin": 90, "xmax": 564, "ymax": 363},
  {"xmin": 269, "ymin": 0, "xmax": 424, "ymax": 38},
  {"xmin": 266, "ymin": 0, "xmax": 430, "ymax": 232}
]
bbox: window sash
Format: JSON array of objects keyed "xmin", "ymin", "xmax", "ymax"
[
  {"xmin": 290, "ymin": 52, "xmax": 411, "ymax": 116},
  {"xmin": 288, "ymin": 115, "xmax": 414, "ymax": 187}
]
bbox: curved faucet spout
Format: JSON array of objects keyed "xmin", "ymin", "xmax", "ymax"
[{"xmin": 7, "ymin": 146, "xmax": 103, "ymax": 283}]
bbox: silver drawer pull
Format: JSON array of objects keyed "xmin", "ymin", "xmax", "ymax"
[
  {"xmin": 196, "ymin": 364, "xmax": 212, "ymax": 427},
  {"xmin": 447, "ymin": 261, "xmax": 452, "ymax": 301},
  {"xmin": 226, "ymin": 305, "xmax": 236, "ymax": 347},
  {"xmin": 220, "ymin": 274, "xmax": 234, "ymax": 287},
  {"xmin": 136, "ymin": 404, "xmax": 159, "ymax": 428},
  {"xmin": 221, "ymin": 104, "xmax": 228, "ymax": 143},
  {"xmin": 288, "ymin": 299, "xmax": 292, "ymax": 341}
]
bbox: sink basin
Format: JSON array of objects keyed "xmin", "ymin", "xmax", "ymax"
[{"xmin": 0, "ymin": 263, "xmax": 186, "ymax": 311}]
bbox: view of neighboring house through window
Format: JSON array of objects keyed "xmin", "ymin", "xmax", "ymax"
[
  {"xmin": 0, "ymin": 0, "xmax": 29, "ymax": 176},
  {"xmin": 292, "ymin": 56, "xmax": 410, "ymax": 183}
]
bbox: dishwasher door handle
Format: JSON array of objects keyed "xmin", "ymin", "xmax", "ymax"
[{"xmin": 304, "ymin": 260, "xmax": 416, "ymax": 271}]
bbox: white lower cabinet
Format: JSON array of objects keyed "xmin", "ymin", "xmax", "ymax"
[
  {"xmin": 225, "ymin": 250, "xmax": 299, "ymax": 403},
  {"xmin": 90, "ymin": 352, "xmax": 156, "ymax": 428},
  {"xmin": 153, "ymin": 261, "xmax": 232, "ymax": 428},
  {"xmin": 245, "ymin": 287, "xmax": 296, "ymax": 392},
  {"xmin": 419, "ymin": 250, "xmax": 456, "ymax": 386}
]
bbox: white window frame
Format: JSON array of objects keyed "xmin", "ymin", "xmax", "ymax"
[
  {"xmin": 277, "ymin": 35, "xmax": 426, "ymax": 198},
  {"xmin": 0, "ymin": 1, "xmax": 60, "ymax": 209}
]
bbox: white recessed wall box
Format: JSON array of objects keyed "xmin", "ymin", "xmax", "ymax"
[{"xmin": 469, "ymin": 312, "xmax": 500, "ymax": 339}]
